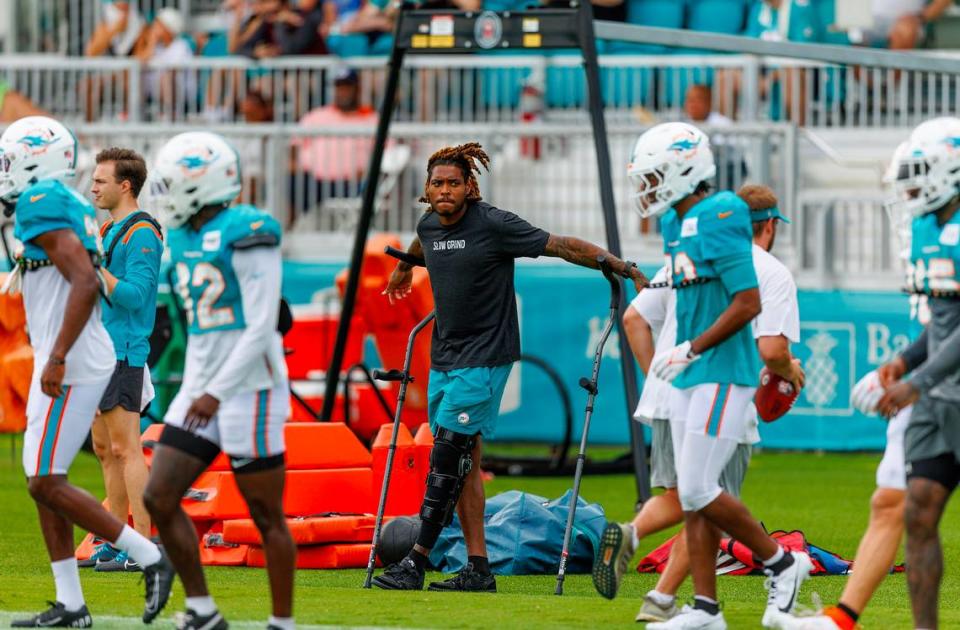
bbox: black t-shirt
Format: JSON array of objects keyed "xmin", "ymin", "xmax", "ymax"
[{"xmin": 417, "ymin": 201, "xmax": 550, "ymax": 371}]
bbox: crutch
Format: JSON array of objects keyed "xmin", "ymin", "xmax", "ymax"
[
  {"xmin": 555, "ymin": 256, "xmax": 621, "ymax": 595},
  {"xmin": 363, "ymin": 246, "xmax": 434, "ymax": 588}
]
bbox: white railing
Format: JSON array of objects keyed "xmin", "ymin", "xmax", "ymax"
[
  {"xmin": 2, "ymin": 53, "xmax": 958, "ymax": 128},
  {"xmin": 60, "ymin": 121, "xmax": 787, "ymax": 241}
]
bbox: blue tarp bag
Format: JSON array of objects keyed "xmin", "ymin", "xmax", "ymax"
[{"xmin": 429, "ymin": 489, "xmax": 606, "ymax": 575}]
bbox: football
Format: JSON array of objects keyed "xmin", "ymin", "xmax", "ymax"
[{"xmin": 755, "ymin": 367, "xmax": 800, "ymax": 422}]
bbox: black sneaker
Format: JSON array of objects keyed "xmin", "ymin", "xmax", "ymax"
[
  {"xmin": 142, "ymin": 550, "xmax": 175, "ymax": 623},
  {"xmin": 11, "ymin": 601, "xmax": 92, "ymax": 627},
  {"xmin": 428, "ymin": 562, "xmax": 496, "ymax": 592},
  {"xmin": 95, "ymin": 550, "xmax": 142, "ymax": 573},
  {"xmin": 174, "ymin": 609, "xmax": 229, "ymax": 630},
  {"xmin": 371, "ymin": 557, "xmax": 425, "ymax": 590}
]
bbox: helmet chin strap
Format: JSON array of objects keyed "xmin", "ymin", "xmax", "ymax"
[{"xmin": 1, "ymin": 199, "xmax": 14, "ymax": 218}]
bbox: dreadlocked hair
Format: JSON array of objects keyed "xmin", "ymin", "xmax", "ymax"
[{"xmin": 419, "ymin": 142, "xmax": 491, "ymax": 206}]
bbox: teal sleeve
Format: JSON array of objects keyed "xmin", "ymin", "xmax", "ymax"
[
  {"xmin": 714, "ymin": 251, "xmax": 758, "ymax": 295},
  {"xmin": 225, "ymin": 209, "xmax": 282, "ymax": 249},
  {"xmin": 111, "ymin": 228, "xmax": 162, "ymax": 311},
  {"xmin": 699, "ymin": 195, "xmax": 753, "ymax": 261},
  {"xmin": 14, "ymin": 188, "xmax": 73, "ymax": 243}
]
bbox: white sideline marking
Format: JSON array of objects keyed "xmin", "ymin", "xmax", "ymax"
[{"xmin": 0, "ymin": 612, "xmax": 399, "ymax": 630}]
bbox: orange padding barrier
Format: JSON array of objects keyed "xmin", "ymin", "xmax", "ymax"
[
  {"xmin": 222, "ymin": 514, "xmax": 383, "ymax": 546},
  {"xmin": 142, "ymin": 422, "xmax": 373, "ymax": 472},
  {"xmin": 247, "ymin": 543, "xmax": 375, "ymax": 569},
  {"xmin": 200, "ymin": 523, "xmax": 250, "ymax": 566},
  {"xmin": 0, "ymin": 281, "xmax": 31, "ymax": 433},
  {"xmin": 183, "ymin": 469, "xmax": 373, "ymax": 520}
]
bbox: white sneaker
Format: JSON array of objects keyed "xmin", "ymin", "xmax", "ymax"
[
  {"xmin": 762, "ymin": 551, "xmax": 814, "ymax": 626},
  {"xmin": 647, "ymin": 605, "xmax": 727, "ymax": 630},
  {"xmin": 636, "ymin": 591, "xmax": 680, "ymax": 622},
  {"xmin": 760, "ymin": 609, "xmax": 841, "ymax": 630}
]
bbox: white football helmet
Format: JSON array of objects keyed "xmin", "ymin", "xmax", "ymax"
[
  {"xmin": 0, "ymin": 116, "xmax": 77, "ymax": 209},
  {"xmin": 150, "ymin": 131, "xmax": 242, "ymax": 228},
  {"xmin": 895, "ymin": 116, "xmax": 960, "ymax": 217},
  {"xmin": 626, "ymin": 122, "xmax": 716, "ymax": 218},
  {"xmin": 883, "ymin": 140, "xmax": 912, "ymax": 254}
]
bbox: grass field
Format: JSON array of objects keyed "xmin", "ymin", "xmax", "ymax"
[{"xmin": 1, "ymin": 444, "xmax": 959, "ymax": 629}]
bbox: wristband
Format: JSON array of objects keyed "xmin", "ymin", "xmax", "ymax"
[{"xmin": 48, "ymin": 356, "xmax": 65, "ymax": 366}]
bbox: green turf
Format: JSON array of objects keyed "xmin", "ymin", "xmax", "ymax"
[{"xmin": 1, "ymin": 443, "xmax": 959, "ymax": 629}]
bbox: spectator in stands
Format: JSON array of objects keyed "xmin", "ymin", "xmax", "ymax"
[
  {"xmin": 134, "ymin": 9, "xmax": 195, "ymax": 117},
  {"xmin": 683, "ymin": 84, "xmax": 732, "ymax": 127},
  {"xmin": 745, "ymin": 0, "xmax": 821, "ymax": 43},
  {"xmin": 330, "ymin": 0, "xmax": 397, "ymax": 56},
  {"xmin": 238, "ymin": 91, "xmax": 275, "ymax": 200},
  {"xmin": 231, "ymin": 0, "xmax": 326, "ymax": 58},
  {"xmin": 0, "ymin": 81, "xmax": 51, "ymax": 123},
  {"xmin": 85, "ymin": 1, "xmax": 146, "ymax": 58},
  {"xmin": 292, "ymin": 68, "xmax": 377, "ymax": 216},
  {"xmin": 856, "ymin": 0, "xmax": 952, "ymax": 49}
]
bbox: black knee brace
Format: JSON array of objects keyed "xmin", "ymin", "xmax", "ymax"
[{"xmin": 420, "ymin": 427, "xmax": 478, "ymax": 527}]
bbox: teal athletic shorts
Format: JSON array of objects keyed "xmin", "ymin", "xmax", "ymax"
[{"xmin": 427, "ymin": 364, "xmax": 513, "ymax": 438}]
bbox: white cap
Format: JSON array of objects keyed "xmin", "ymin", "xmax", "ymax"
[{"xmin": 155, "ymin": 8, "xmax": 184, "ymax": 37}]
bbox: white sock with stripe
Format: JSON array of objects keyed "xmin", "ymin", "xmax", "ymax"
[
  {"xmin": 113, "ymin": 525, "xmax": 161, "ymax": 566},
  {"xmin": 51, "ymin": 558, "xmax": 85, "ymax": 612}
]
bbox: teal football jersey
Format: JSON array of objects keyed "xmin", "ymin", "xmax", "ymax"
[
  {"xmin": 908, "ymin": 211, "xmax": 960, "ymax": 298},
  {"xmin": 13, "ymin": 179, "xmax": 100, "ymax": 260},
  {"xmin": 661, "ymin": 191, "xmax": 761, "ymax": 388},
  {"xmin": 167, "ymin": 205, "xmax": 281, "ymax": 335}
]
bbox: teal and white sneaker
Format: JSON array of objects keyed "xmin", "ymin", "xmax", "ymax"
[
  {"xmin": 79, "ymin": 542, "xmax": 117, "ymax": 568},
  {"xmin": 95, "ymin": 549, "xmax": 142, "ymax": 573}
]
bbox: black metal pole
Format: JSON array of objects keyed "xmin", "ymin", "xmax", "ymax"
[
  {"xmin": 321, "ymin": 13, "xmax": 407, "ymax": 421},
  {"xmin": 576, "ymin": 1, "xmax": 650, "ymax": 504}
]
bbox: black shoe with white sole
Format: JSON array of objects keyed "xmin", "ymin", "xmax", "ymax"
[
  {"xmin": 174, "ymin": 609, "xmax": 229, "ymax": 630},
  {"xmin": 11, "ymin": 601, "xmax": 92, "ymax": 628},
  {"xmin": 142, "ymin": 549, "xmax": 175, "ymax": 623}
]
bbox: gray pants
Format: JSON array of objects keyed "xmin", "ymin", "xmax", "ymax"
[{"xmin": 648, "ymin": 417, "xmax": 751, "ymax": 496}]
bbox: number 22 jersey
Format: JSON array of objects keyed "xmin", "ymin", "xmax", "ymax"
[{"xmin": 166, "ymin": 204, "xmax": 287, "ymax": 402}]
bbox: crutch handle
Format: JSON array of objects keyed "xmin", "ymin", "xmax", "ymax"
[
  {"xmin": 596, "ymin": 256, "xmax": 622, "ymax": 308},
  {"xmin": 385, "ymin": 246, "xmax": 426, "ymax": 268},
  {"xmin": 578, "ymin": 376, "xmax": 598, "ymax": 395},
  {"xmin": 372, "ymin": 369, "xmax": 411, "ymax": 382}
]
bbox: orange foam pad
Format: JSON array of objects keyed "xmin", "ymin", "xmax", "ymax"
[
  {"xmin": 370, "ymin": 423, "xmax": 430, "ymax": 516},
  {"xmin": 183, "ymin": 468, "xmax": 373, "ymax": 520},
  {"xmin": 0, "ymin": 345, "xmax": 32, "ymax": 433},
  {"xmin": 247, "ymin": 543, "xmax": 375, "ymax": 569},
  {"xmin": 142, "ymin": 422, "xmax": 372, "ymax": 472},
  {"xmin": 199, "ymin": 523, "xmax": 250, "ymax": 566},
  {"xmin": 222, "ymin": 514, "xmax": 383, "ymax": 546}
]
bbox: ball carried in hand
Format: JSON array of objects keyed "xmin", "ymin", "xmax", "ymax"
[
  {"xmin": 754, "ymin": 367, "xmax": 800, "ymax": 422},
  {"xmin": 376, "ymin": 516, "xmax": 422, "ymax": 566}
]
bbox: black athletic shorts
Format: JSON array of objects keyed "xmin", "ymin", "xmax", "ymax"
[{"xmin": 98, "ymin": 359, "xmax": 146, "ymax": 414}]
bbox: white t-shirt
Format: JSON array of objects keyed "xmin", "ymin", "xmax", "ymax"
[
  {"xmin": 752, "ymin": 244, "xmax": 801, "ymax": 343},
  {"xmin": 631, "ymin": 266, "xmax": 676, "ymax": 423},
  {"xmin": 22, "ymin": 267, "xmax": 115, "ymax": 386},
  {"xmin": 743, "ymin": 243, "xmax": 801, "ymax": 443},
  {"xmin": 872, "ymin": 0, "xmax": 926, "ymax": 21}
]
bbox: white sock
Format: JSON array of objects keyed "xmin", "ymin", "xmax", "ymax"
[
  {"xmin": 113, "ymin": 525, "xmax": 161, "ymax": 567},
  {"xmin": 51, "ymin": 558, "xmax": 85, "ymax": 612},
  {"xmin": 268, "ymin": 615, "xmax": 295, "ymax": 630},
  {"xmin": 648, "ymin": 590, "xmax": 675, "ymax": 606},
  {"xmin": 629, "ymin": 525, "xmax": 640, "ymax": 549},
  {"xmin": 185, "ymin": 596, "xmax": 217, "ymax": 617},
  {"xmin": 762, "ymin": 547, "xmax": 785, "ymax": 567}
]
